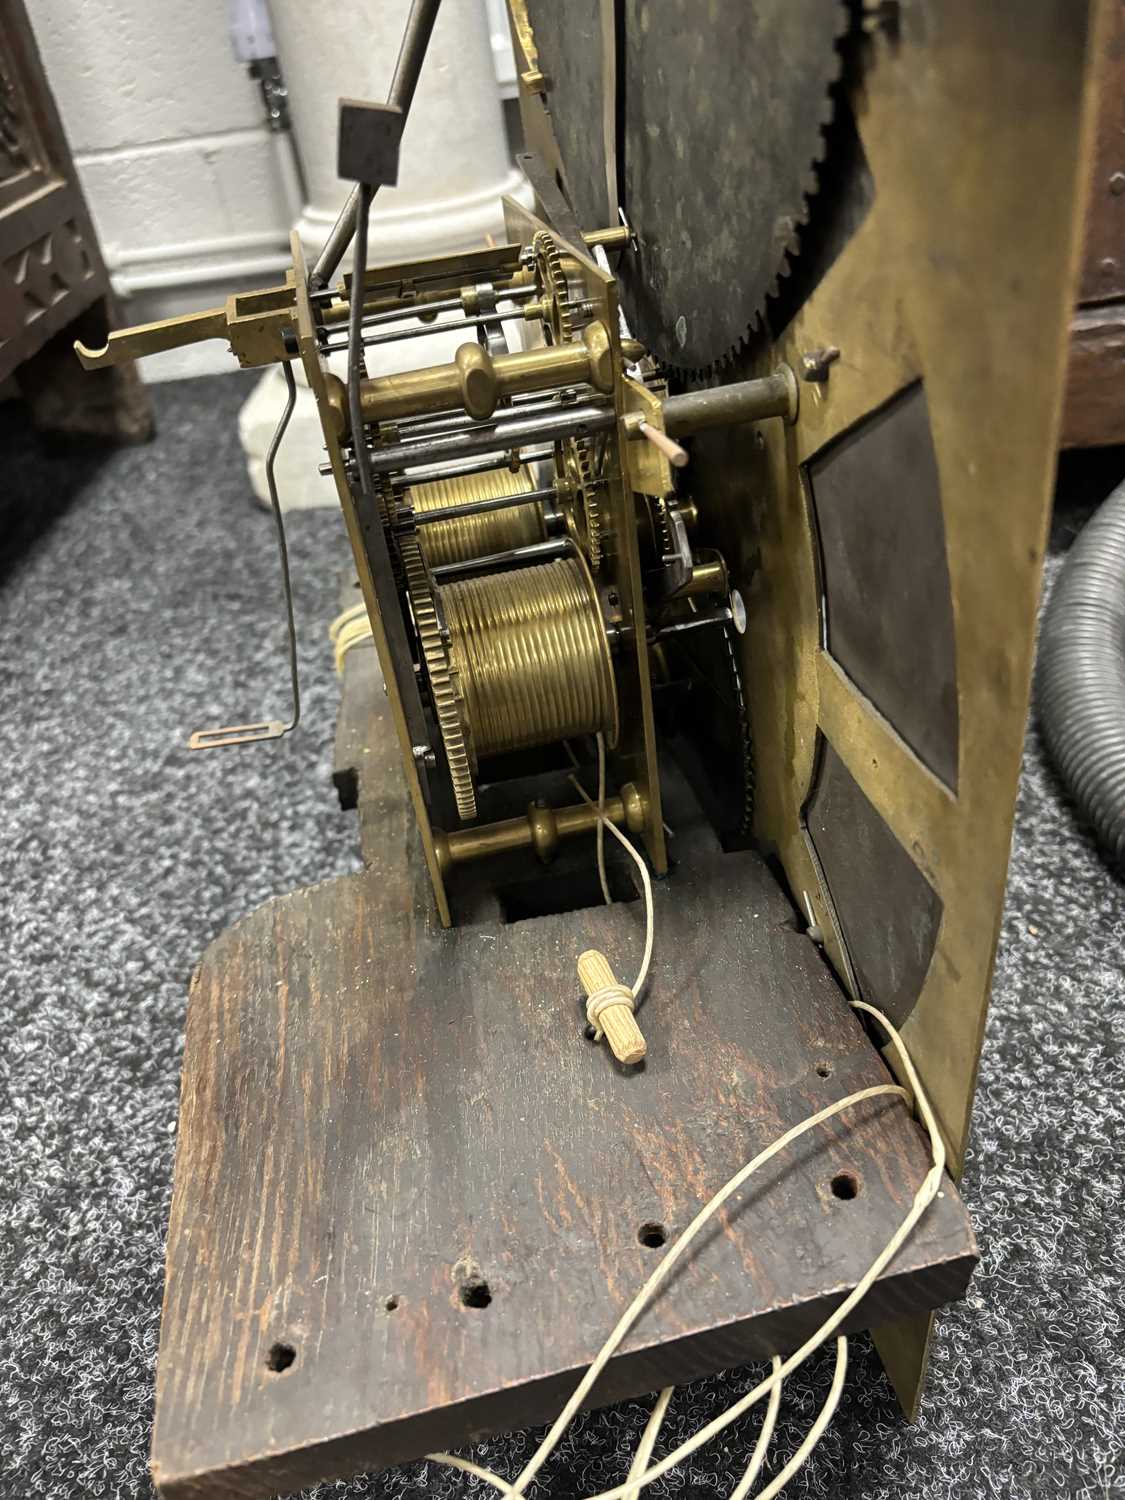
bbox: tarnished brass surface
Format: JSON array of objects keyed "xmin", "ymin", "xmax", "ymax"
[
  {"xmin": 443, "ymin": 554, "xmax": 619, "ymax": 762},
  {"xmin": 290, "ymin": 231, "xmax": 452, "ymax": 926},
  {"xmin": 504, "ymin": 198, "xmax": 668, "ymax": 879},
  {"xmin": 411, "ymin": 465, "xmax": 545, "ymax": 569},
  {"xmin": 583, "ymin": 225, "xmax": 630, "ymax": 252},
  {"xmin": 737, "ymin": 0, "xmax": 1100, "ymax": 1173},
  {"xmin": 507, "ymin": 0, "xmax": 548, "ymax": 95},
  {"xmin": 621, "ymin": 376, "xmax": 674, "ymax": 500},
  {"xmin": 687, "ymin": 0, "xmax": 1102, "ymax": 1416},
  {"xmin": 75, "ymin": 284, "xmax": 300, "ymax": 371},
  {"xmin": 310, "ymin": 205, "xmax": 665, "ymax": 892},
  {"xmin": 433, "ymin": 781, "xmax": 646, "ymax": 873},
  {"xmin": 555, "ymin": 436, "xmax": 604, "ymax": 569},
  {"xmin": 75, "ymin": 306, "xmax": 230, "ymax": 370},
  {"xmin": 672, "ymin": 554, "xmax": 728, "ymax": 599},
  {"xmin": 351, "ymin": 323, "xmax": 627, "ymax": 429},
  {"xmin": 73, "ymin": 228, "xmax": 621, "ymax": 375}
]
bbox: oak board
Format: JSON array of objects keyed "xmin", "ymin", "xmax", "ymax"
[{"xmin": 151, "ymin": 639, "xmax": 976, "ymax": 1500}]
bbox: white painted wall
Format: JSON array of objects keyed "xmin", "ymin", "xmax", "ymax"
[
  {"xmin": 272, "ymin": 0, "xmax": 523, "ymax": 265},
  {"xmin": 26, "ymin": 0, "xmax": 521, "ymax": 383},
  {"xmin": 240, "ymin": 0, "xmax": 529, "ymax": 510},
  {"xmin": 26, "ymin": 0, "xmax": 294, "ymax": 379}
]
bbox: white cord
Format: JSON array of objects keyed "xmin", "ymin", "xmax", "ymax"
[
  {"xmin": 427, "ymin": 773, "xmax": 945, "ymax": 1498},
  {"xmin": 729, "ymin": 1354, "xmax": 782, "ymax": 1500},
  {"xmin": 568, "ymin": 747, "xmax": 653, "ymax": 1004},
  {"xmin": 595, "ymin": 731, "xmax": 611, "ymax": 907},
  {"xmin": 561, "ymin": 737, "xmax": 612, "ymax": 910},
  {"xmin": 752, "ymin": 1337, "xmax": 848, "ymax": 1500},
  {"xmin": 429, "ymin": 1044, "xmax": 938, "ymax": 1498},
  {"xmin": 622, "ymin": 1386, "xmax": 673, "ymax": 1500}
]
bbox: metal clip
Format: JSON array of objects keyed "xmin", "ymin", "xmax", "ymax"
[{"xmin": 189, "ymin": 721, "xmax": 288, "ymax": 750}]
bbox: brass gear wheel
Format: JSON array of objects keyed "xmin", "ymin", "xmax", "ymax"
[
  {"xmin": 532, "ymin": 229, "xmax": 575, "ymax": 347},
  {"xmin": 556, "ymin": 435, "xmax": 604, "ymax": 571},
  {"xmin": 400, "ymin": 534, "xmax": 477, "ymax": 822},
  {"xmin": 524, "ymin": 0, "xmax": 849, "ymax": 372},
  {"xmin": 376, "ymin": 473, "xmax": 396, "ymax": 529}
]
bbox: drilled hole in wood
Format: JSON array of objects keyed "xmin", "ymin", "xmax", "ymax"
[
  {"xmin": 266, "ymin": 1342, "xmax": 296, "ymax": 1373},
  {"xmin": 385, "ymin": 1296, "xmax": 399, "ymax": 1312},
  {"xmin": 816, "ymin": 1062, "xmax": 832, "ymax": 1078},
  {"xmin": 830, "ymin": 1171, "xmax": 859, "ymax": 1201},
  {"xmin": 638, "ymin": 1221, "xmax": 667, "ymax": 1249},
  {"xmin": 460, "ymin": 1278, "xmax": 492, "ymax": 1309}
]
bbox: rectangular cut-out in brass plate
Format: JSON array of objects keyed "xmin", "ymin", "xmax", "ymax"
[
  {"xmin": 806, "ymin": 382, "xmax": 959, "ymax": 793},
  {"xmin": 807, "ymin": 738, "xmax": 944, "ymax": 1028}
]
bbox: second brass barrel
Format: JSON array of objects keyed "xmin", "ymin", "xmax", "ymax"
[{"xmin": 411, "ymin": 465, "xmax": 546, "ymax": 568}]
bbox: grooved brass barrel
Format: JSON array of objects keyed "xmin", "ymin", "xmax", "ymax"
[
  {"xmin": 411, "ymin": 466, "xmax": 546, "ymax": 568},
  {"xmin": 441, "ymin": 555, "xmax": 619, "ymax": 762}
]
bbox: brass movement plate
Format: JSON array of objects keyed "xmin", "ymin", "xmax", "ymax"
[
  {"xmin": 514, "ymin": 0, "xmax": 1103, "ymax": 1416},
  {"xmin": 502, "ymin": 195, "xmax": 668, "ymax": 875}
]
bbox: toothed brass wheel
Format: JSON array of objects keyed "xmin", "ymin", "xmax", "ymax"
[
  {"xmin": 555, "ymin": 436, "xmax": 604, "ymax": 572},
  {"xmin": 532, "ymin": 230, "xmax": 579, "ymax": 347},
  {"xmin": 400, "ymin": 534, "xmax": 477, "ymax": 822}
]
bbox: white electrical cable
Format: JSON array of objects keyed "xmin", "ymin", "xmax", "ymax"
[
  {"xmin": 595, "ymin": 731, "xmax": 612, "ymax": 907},
  {"xmin": 569, "ymin": 740, "xmax": 654, "ymax": 1005},
  {"xmin": 729, "ymin": 1354, "xmax": 782, "ymax": 1500},
  {"xmin": 430, "ymin": 1059, "xmax": 936, "ymax": 1498},
  {"xmin": 428, "ymin": 777, "xmax": 945, "ymax": 1499},
  {"xmin": 622, "ymin": 1385, "xmax": 673, "ymax": 1500},
  {"xmin": 752, "ymin": 1337, "xmax": 848, "ymax": 1500}
]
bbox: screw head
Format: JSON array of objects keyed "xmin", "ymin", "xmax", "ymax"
[
  {"xmin": 729, "ymin": 589, "xmax": 747, "ymax": 636},
  {"xmin": 800, "ymin": 345, "xmax": 841, "ymax": 382}
]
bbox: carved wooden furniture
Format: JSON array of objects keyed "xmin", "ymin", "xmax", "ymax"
[
  {"xmin": 0, "ymin": 0, "xmax": 148, "ymax": 440},
  {"xmin": 1062, "ymin": 0, "xmax": 1125, "ymax": 448}
]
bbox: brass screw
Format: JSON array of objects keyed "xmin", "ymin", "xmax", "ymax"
[{"xmin": 800, "ymin": 346, "xmax": 841, "ymax": 383}]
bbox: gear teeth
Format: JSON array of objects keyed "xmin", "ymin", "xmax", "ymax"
[
  {"xmin": 532, "ymin": 230, "xmax": 576, "ymax": 346},
  {"xmin": 672, "ymin": 0, "xmax": 856, "ymax": 378},
  {"xmin": 400, "ymin": 534, "xmax": 477, "ymax": 822},
  {"xmin": 572, "ymin": 437, "xmax": 603, "ymax": 570},
  {"xmin": 554, "ymin": 434, "xmax": 605, "ymax": 571},
  {"xmin": 653, "ymin": 494, "xmax": 676, "ymax": 559}
]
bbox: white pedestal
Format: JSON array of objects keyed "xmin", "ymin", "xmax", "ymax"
[{"xmin": 240, "ymin": 0, "xmax": 531, "ymax": 509}]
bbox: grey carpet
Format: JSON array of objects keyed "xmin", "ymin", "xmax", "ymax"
[{"xmin": 1, "ymin": 376, "xmax": 1122, "ymax": 1500}]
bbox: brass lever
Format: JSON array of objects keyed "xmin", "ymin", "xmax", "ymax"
[{"xmin": 75, "ymin": 307, "xmax": 228, "ymax": 371}]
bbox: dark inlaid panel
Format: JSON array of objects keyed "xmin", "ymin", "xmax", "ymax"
[
  {"xmin": 808, "ymin": 739, "xmax": 944, "ymax": 1026},
  {"xmin": 807, "ymin": 382, "xmax": 959, "ymax": 791}
]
